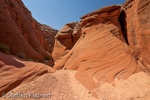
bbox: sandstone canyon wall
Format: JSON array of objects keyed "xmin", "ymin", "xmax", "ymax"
[
  {"xmin": 32, "ymin": 18, "xmax": 58, "ymax": 53},
  {"xmin": 40, "ymin": 24, "xmax": 58, "ymax": 49},
  {"xmin": 0, "ymin": 0, "xmax": 57, "ymax": 96},
  {"xmin": 53, "ymin": 0, "xmax": 150, "ymax": 95},
  {"xmin": 120, "ymin": 0, "xmax": 150, "ymax": 73},
  {"xmin": 54, "ymin": 5, "xmax": 142, "ymax": 91},
  {"xmin": 0, "ymin": 0, "xmax": 150, "ymax": 98},
  {"xmin": 0, "ymin": 0, "xmax": 57, "ymax": 60},
  {"xmin": 52, "ymin": 22, "xmax": 80, "ymax": 61},
  {"xmin": 0, "ymin": 52, "xmax": 55, "ymax": 97}
]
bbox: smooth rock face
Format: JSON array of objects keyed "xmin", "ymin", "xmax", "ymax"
[
  {"xmin": 53, "ymin": 5, "xmax": 142, "ymax": 91},
  {"xmin": 0, "ymin": 52, "xmax": 55, "ymax": 96},
  {"xmin": 0, "ymin": 0, "xmax": 57, "ymax": 95},
  {"xmin": 40, "ymin": 24, "xmax": 58, "ymax": 48},
  {"xmin": 0, "ymin": 0, "xmax": 55, "ymax": 60},
  {"xmin": 32, "ymin": 18, "xmax": 57, "ymax": 53},
  {"xmin": 120, "ymin": 0, "xmax": 150, "ymax": 73},
  {"xmin": 52, "ymin": 22, "xmax": 80, "ymax": 61}
]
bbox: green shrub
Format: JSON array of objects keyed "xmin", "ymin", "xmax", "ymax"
[
  {"xmin": 16, "ymin": 53, "xmax": 26, "ymax": 59},
  {"xmin": 0, "ymin": 44, "xmax": 10, "ymax": 54},
  {"xmin": 118, "ymin": 4, "xmax": 122, "ymax": 6},
  {"xmin": 40, "ymin": 60, "xmax": 45, "ymax": 63},
  {"xmin": 35, "ymin": 49, "xmax": 40, "ymax": 52},
  {"xmin": 26, "ymin": 58, "xmax": 39, "ymax": 62},
  {"xmin": 45, "ymin": 55, "xmax": 51, "ymax": 60},
  {"xmin": 59, "ymin": 57, "xmax": 62, "ymax": 60},
  {"xmin": 27, "ymin": 57, "xmax": 33, "ymax": 61}
]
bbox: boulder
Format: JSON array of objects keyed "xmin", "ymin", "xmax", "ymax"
[{"xmin": 52, "ymin": 22, "xmax": 80, "ymax": 61}]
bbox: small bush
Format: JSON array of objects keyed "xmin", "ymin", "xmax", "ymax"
[
  {"xmin": 16, "ymin": 53, "xmax": 26, "ymax": 59},
  {"xmin": 45, "ymin": 55, "xmax": 51, "ymax": 60},
  {"xmin": 40, "ymin": 60, "xmax": 45, "ymax": 63},
  {"xmin": 0, "ymin": 44, "xmax": 10, "ymax": 54},
  {"xmin": 59, "ymin": 57, "xmax": 62, "ymax": 60},
  {"xmin": 35, "ymin": 49, "xmax": 40, "ymax": 52},
  {"xmin": 118, "ymin": 4, "xmax": 122, "ymax": 6},
  {"xmin": 26, "ymin": 58, "xmax": 39, "ymax": 62},
  {"xmin": 27, "ymin": 57, "xmax": 33, "ymax": 61}
]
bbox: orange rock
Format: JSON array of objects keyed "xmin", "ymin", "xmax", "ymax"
[
  {"xmin": 0, "ymin": 0, "xmax": 55, "ymax": 61},
  {"xmin": 53, "ymin": 5, "xmax": 142, "ymax": 91},
  {"xmin": 0, "ymin": 52, "xmax": 55, "ymax": 96},
  {"xmin": 120, "ymin": 0, "xmax": 150, "ymax": 73},
  {"xmin": 32, "ymin": 18, "xmax": 58, "ymax": 53},
  {"xmin": 52, "ymin": 22, "xmax": 80, "ymax": 61},
  {"xmin": 41, "ymin": 24, "xmax": 58, "ymax": 48}
]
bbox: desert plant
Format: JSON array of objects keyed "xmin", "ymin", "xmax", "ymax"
[
  {"xmin": 0, "ymin": 44, "xmax": 10, "ymax": 54},
  {"xmin": 45, "ymin": 55, "xmax": 51, "ymax": 60},
  {"xmin": 26, "ymin": 58, "xmax": 39, "ymax": 62},
  {"xmin": 27, "ymin": 57, "xmax": 34, "ymax": 61},
  {"xmin": 59, "ymin": 57, "xmax": 62, "ymax": 60},
  {"xmin": 35, "ymin": 49, "xmax": 40, "ymax": 52},
  {"xmin": 75, "ymin": 21, "xmax": 80, "ymax": 29},
  {"xmin": 118, "ymin": 4, "xmax": 122, "ymax": 6},
  {"xmin": 16, "ymin": 53, "xmax": 26, "ymax": 59},
  {"xmin": 40, "ymin": 60, "xmax": 45, "ymax": 63}
]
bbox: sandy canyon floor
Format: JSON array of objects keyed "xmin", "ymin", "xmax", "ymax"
[{"xmin": 0, "ymin": 69, "xmax": 150, "ymax": 100}]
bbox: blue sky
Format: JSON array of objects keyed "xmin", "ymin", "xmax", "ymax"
[{"xmin": 22, "ymin": 0, "xmax": 126, "ymax": 30}]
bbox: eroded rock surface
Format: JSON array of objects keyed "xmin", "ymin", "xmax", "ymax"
[
  {"xmin": 0, "ymin": 0, "xmax": 150, "ymax": 99},
  {"xmin": 32, "ymin": 18, "xmax": 57, "ymax": 53},
  {"xmin": 0, "ymin": 0, "xmax": 56, "ymax": 60},
  {"xmin": 0, "ymin": 0, "xmax": 57, "ymax": 96},
  {"xmin": 0, "ymin": 52, "xmax": 55, "ymax": 96},
  {"xmin": 120, "ymin": 0, "xmax": 150, "ymax": 73},
  {"xmin": 40, "ymin": 24, "xmax": 58, "ymax": 48},
  {"xmin": 53, "ymin": 5, "xmax": 142, "ymax": 92},
  {"xmin": 52, "ymin": 22, "xmax": 80, "ymax": 61}
]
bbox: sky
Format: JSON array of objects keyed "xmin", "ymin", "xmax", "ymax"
[{"xmin": 22, "ymin": 0, "xmax": 126, "ymax": 30}]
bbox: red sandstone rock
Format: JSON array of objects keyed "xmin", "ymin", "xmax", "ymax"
[
  {"xmin": 0, "ymin": 52, "xmax": 55, "ymax": 96},
  {"xmin": 0, "ymin": 0, "xmax": 150, "ymax": 99},
  {"xmin": 53, "ymin": 5, "xmax": 142, "ymax": 91},
  {"xmin": 32, "ymin": 18, "xmax": 57, "ymax": 53},
  {"xmin": 0, "ymin": 0, "xmax": 55, "ymax": 60},
  {"xmin": 52, "ymin": 22, "xmax": 80, "ymax": 61},
  {"xmin": 120, "ymin": 0, "xmax": 150, "ymax": 73}
]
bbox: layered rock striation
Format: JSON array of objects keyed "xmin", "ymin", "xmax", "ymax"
[
  {"xmin": 32, "ymin": 18, "xmax": 57, "ymax": 53},
  {"xmin": 53, "ymin": 5, "xmax": 144, "ymax": 92},
  {"xmin": 120, "ymin": 0, "xmax": 150, "ymax": 73},
  {"xmin": 0, "ymin": 0, "xmax": 57, "ymax": 60},
  {"xmin": 0, "ymin": 52, "xmax": 55, "ymax": 96},
  {"xmin": 0, "ymin": 0, "xmax": 57, "ymax": 96},
  {"xmin": 52, "ymin": 22, "xmax": 80, "ymax": 61}
]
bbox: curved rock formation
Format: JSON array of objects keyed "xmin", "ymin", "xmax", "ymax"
[
  {"xmin": 0, "ymin": 52, "xmax": 55, "ymax": 96},
  {"xmin": 53, "ymin": 5, "xmax": 142, "ymax": 91},
  {"xmin": 0, "ymin": 0, "xmax": 57, "ymax": 95},
  {"xmin": 120, "ymin": 0, "xmax": 150, "ymax": 73},
  {"xmin": 52, "ymin": 22, "xmax": 80, "ymax": 61},
  {"xmin": 40, "ymin": 24, "xmax": 58, "ymax": 48},
  {"xmin": 0, "ymin": 0, "xmax": 56, "ymax": 60},
  {"xmin": 32, "ymin": 18, "xmax": 57, "ymax": 53},
  {"xmin": 32, "ymin": 18, "xmax": 58, "ymax": 54}
]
